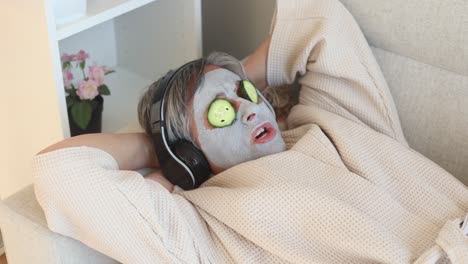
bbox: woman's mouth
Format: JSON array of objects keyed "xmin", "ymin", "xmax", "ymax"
[{"xmin": 251, "ymin": 122, "xmax": 277, "ymax": 144}]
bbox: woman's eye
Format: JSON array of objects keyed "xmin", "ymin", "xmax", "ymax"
[
  {"xmin": 236, "ymin": 85, "xmax": 243, "ymax": 98},
  {"xmin": 239, "ymin": 80, "xmax": 259, "ymax": 104},
  {"xmin": 207, "ymin": 98, "xmax": 236, "ymax": 128}
]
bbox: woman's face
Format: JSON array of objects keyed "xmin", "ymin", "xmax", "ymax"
[{"xmin": 191, "ymin": 67, "xmax": 286, "ymax": 172}]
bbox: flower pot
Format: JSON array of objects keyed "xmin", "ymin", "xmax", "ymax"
[{"xmin": 68, "ymin": 95, "xmax": 104, "ymax": 137}]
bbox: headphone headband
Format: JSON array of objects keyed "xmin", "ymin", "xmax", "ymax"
[
  {"xmin": 150, "ymin": 60, "xmax": 211, "ymax": 190},
  {"xmin": 149, "ymin": 60, "xmax": 275, "ymax": 190}
]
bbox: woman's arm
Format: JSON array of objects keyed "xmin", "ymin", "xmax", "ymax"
[
  {"xmin": 243, "ymin": 35, "xmax": 271, "ymax": 91},
  {"xmin": 38, "ymin": 133, "xmax": 175, "ymax": 191},
  {"xmin": 38, "ymin": 133, "xmax": 158, "ymax": 171},
  {"xmin": 33, "ymin": 142, "xmax": 189, "ymax": 262}
]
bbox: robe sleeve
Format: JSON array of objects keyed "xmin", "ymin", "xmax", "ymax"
[
  {"xmin": 33, "ymin": 146, "xmax": 199, "ymax": 263},
  {"xmin": 267, "ymin": 0, "xmax": 408, "ymax": 145}
]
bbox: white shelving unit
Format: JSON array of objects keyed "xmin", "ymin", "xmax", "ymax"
[
  {"xmin": 56, "ymin": 0, "xmax": 202, "ymax": 134},
  {"xmin": 2, "ymin": 0, "xmax": 202, "ymax": 198},
  {"xmin": 56, "ymin": 0, "xmax": 158, "ymax": 40}
]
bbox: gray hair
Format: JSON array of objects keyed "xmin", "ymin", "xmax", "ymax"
[{"xmin": 138, "ymin": 52, "xmax": 247, "ymax": 147}]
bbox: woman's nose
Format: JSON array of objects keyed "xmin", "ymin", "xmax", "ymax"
[
  {"xmin": 242, "ymin": 112, "xmax": 256, "ymax": 124},
  {"xmin": 238, "ymin": 98, "xmax": 257, "ymax": 124}
]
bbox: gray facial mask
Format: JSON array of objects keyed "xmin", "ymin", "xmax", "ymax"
[{"xmin": 192, "ymin": 69, "xmax": 286, "ymax": 170}]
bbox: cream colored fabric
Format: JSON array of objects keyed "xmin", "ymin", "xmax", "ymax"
[
  {"xmin": 0, "ymin": 186, "xmax": 118, "ymax": 264},
  {"xmin": 33, "ymin": 0, "xmax": 467, "ymax": 263},
  {"xmin": 340, "ymin": 0, "xmax": 468, "ymax": 76},
  {"xmin": 338, "ymin": 0, "xmax": 468, "ymax": 185},
  {"xmin": 33, "ymin": 147, "xmax": 223, "ymax": 263},
  {"xmin": 372, "ymin": 47, "xmax": 468, "ymax": 186}
]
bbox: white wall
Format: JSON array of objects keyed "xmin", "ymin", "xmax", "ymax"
[
  {"xmin": 0, "ymin": 0, "xmax": 202, "ymax": 200},
  {"xmin": 0, "ymin": 0, "xmax": 273, "ymax": 200},
  {"xmin": 0, "ymin": 0, "xmax": 274, "ymax": 200},
  {"xmin": 202, "ymin": 0, "xmax": 275, "ymax": 59},
  {"xmin": 0, "ymin": 1, "xmax": 65, "ymax": 199}
]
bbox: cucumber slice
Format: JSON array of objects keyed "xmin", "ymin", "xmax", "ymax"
[
  {"xmin": 207, "ymin": 99, "xmax": 236, "ymax": 128},
  {"xmin": 240, "ymin": 80, "xmax": 259, "ymax": 104}
]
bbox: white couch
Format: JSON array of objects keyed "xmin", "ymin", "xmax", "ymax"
[{"xmin": 1, "ymin": 0, "xmax": 467, "ymax": 263}]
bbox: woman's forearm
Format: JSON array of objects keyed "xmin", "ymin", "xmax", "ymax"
[
  {"xmin": 38, "ymin": 133, "xmax": 158, "ymax": 171},
  {"xmin": 243, "ymin": 35, "xmax": 271, "ymax": 91}
]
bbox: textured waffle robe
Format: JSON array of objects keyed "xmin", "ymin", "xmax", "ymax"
[{"xmin": 33, "ymin": 0, "xmax": 468, "ymax": 263}]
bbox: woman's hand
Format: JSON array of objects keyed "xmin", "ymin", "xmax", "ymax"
[
  {"xmin": 243, "ymin": 35, "xmax": 272, "ymax": 91},
  {"xmin": 145, "ymin": 170, "xmax": 174, "ymax": 192}
]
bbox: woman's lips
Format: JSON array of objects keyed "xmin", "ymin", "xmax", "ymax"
[{"xmin": 251, "ymin": 122, "xmax": 277, "ymax": 144}]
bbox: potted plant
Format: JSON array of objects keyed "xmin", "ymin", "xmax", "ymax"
[{"xmin": 61, "ymin": 50, "xmax": 115, "ymax": 136}]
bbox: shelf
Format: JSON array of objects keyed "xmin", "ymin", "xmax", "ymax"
[
  {"xmin": 99, "ymin": 66, "xmax": 152, "ymax": 133},
  {"xmin": 56, "ymin": 0, "xmax": 157, "ymax": 40}
]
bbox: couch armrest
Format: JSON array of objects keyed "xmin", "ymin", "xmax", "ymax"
[{"xmin": 0, "ymin": 185, "xmax": 118, "ymax": 264}]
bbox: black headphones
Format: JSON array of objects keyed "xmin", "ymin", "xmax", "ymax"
[
  {"xmin": 149, "ymin": 60, "xmax": 211, "ymax": 190},
  {"xmin": 149, "ymin": 59, "xmax": 276, "ymax": 190}
]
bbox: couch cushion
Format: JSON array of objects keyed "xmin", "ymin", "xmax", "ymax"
[
  {"xmin": 2, "ymin": 185, "xmax": 48, "ymax": 228},
  {"xmin": 372, "ymin": 47, "xmax": 468, "ymax": 186},
  {"xmin": 340, "ymin": 0, "xmax": 467, "ymax": 76},
  {"xmin": 0, "ymin": 185, "xmax": 118, "ymax": 264},
  {"xmin": 336, "ymin": 0, "xmax": 468, "ymax": 186}
]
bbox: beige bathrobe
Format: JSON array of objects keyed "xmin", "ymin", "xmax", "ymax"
[{"xmin": 33, "ymin": 0, "xmax": 467, "ymax": 263}]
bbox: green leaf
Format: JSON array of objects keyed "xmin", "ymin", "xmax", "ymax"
[
  {"xmin": 67, "ymin": 87, "xmax": 77, "ymax": 96},
  {"xmin": 79, "ymin": 61, "xmax": 85, "ymax": 70},
  {"xmin": 71, "ymin": 101, "xmax": 92, "ymax": 130},
  {"xmin": 62, "ymin": 61, "xmax": 71, "ymax": 69},
  {"xmin": 66, "ymin": 96, "xmax": 75, "ymax": 108},
  {"xmin": 105, "ymin": 70, "xmax": 116, "ymax": 75},
  {"xmin": 98, "ymin": 85, "xmax": 111, "ymax": 95}
]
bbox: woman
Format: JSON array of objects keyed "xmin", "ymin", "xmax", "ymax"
[{"xmin": 34, "ymin": 0, "xmax": 467, "ymax": 263}]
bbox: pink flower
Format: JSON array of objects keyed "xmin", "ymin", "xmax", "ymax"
[
  {"xmin": 60, "ymin": 53, "xmax": 75, "ymax": 63},
  {"xmin": 77, "ymin": 79, "xmax": 99, "ymax": 100},
  {"xmin": 88, "ymin": 64, "xmax": 108, "ymax": 85},
  {"xmin": 73, "ymin": 50, "xmax": 89, "ymax": 62},
  {"xmin": 62, "ymin": 69, "xmax": 74, "ymax": 88}
]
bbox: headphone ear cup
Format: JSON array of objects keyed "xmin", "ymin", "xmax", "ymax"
[
  {"xmin": 173, "ymin": 141, "xmax": 212, "ymax": 188},
  {"xmin": 159, "ymin": 155, "xmax": 194, "ymax": 190}
]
